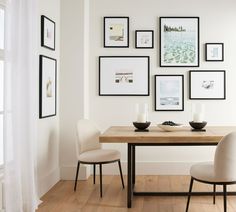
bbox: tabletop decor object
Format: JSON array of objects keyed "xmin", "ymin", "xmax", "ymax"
[
  {"xmin": 133, "ymin": 121, "xmax": 151, "ymax": 132},
  {"xmin": 158, "ymin": 121, "xmax": 186, "ymax": 132},
  {"xmin": 191, "ymin": 103, "xmax": 205, "ymax": 122},
  {"xmin": 104, "ymin": 16, "xmax": 129, "ymax": 48},
  {"xmin": 135, "ymin": 103, "xmax": 148, "ymax": 122},
  {"xmin": 133, "ymin": 103, "xmax": 150, "ymax": 131},
  {"xmin": 189, "ymin": 121, "xmax": 207, "ymax": 131},
  {"xmin": 160, "ymin": 17, "xmax": 199, "ymax": 67}
]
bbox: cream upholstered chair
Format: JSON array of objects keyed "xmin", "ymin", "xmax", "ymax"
[
  {"xmin": 74, "ymin": 119, "xmax": 124, "ymax": 197},
  {"xmin": 186, "ymin": 132, "xmax": 236, "ymax": 212}
]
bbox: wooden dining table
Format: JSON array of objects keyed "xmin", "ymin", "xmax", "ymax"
[{"xmin": 99, "ymin": 126, "xmax": 236, "ymax": 208}]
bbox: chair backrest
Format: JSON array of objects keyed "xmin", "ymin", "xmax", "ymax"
[
  {"xmin": 76, "ymin": 119, "xmax": 101, "ymax": 157},
  {"xmin": 214, "ymin": 131, "xmax": 236, "ymax": 182}
]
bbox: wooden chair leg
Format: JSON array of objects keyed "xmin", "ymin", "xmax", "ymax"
[
  {"xmin": 223, "ymin": 185, "xmax": 227, "ymax": 212},
  {"xmin": 74, "ymin": 161, "xmax": 80, "ymax": 191},
  {"xmin": 186, "ymin": 177, "xmax": 194, "ymax": 212},
  {"xmin": 118, "ymin": 160, "xmax": 125, "ymax": 189},
  {"xmin": 100, "ymin": 164, "xmax": 103, "ymax": 198},
  {"xmin": 213, "ymin": 184, "xmax": 216, "ymax": 204},
  {"xmin": 93, "ymin": 164, "xmax": 96, "ymax": 184}
]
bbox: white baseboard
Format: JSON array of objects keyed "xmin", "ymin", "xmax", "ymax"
[
  {"xmin": 60, "ymin": 162, "xmax": 195, "ymax": 179},
  {"xmin": 38, "ymin": 167, "xmax": 60, "ymax": 197},
  {"xmin": 60, "ymin": 165, "xmax": 90, "ymax": 180},
  {"xmin": 101, "ymin": 161, "xmax": 194, "ymax": 175}
]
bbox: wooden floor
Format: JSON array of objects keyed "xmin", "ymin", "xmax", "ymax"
[{"xmin": 37, "ymin": 175, "xmax": 236, "ymax": 212}]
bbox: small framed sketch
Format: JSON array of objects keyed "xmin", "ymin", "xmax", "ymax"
[
  {"xmin": 41, "ymin": 15, "xmax": 56, "ymax": 50},
  {"xmin": 160, "ymin": 17, "xmax": 199, "ymax": 67},
  {"xmin": 39, "ymin": 55, "xmax": 57, "ymax": 118},
  {"xmin": 189, "ymin": 70, "xmax": 226, "ymax": 100},
  {"xmin": 205, "ymin": 43, "xmax": 224, "ymax": 61},
  {"xmin": 99, "ymin": 56, "xmax": 149, "ymax": 96},
  {"xmin": 135, "ymin": 30, "xmax": 154, "ymax": 48},
  {"xmin": 104, "ymin": 17, "xmax": 129, "ymax": 48},
  {"xmin": 155, "ymin": 75, "xmax": 184, "ymax": 111}
]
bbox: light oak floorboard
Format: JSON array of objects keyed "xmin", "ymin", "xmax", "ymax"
[{"xmin": 37, "ymin": 176, "xmax": 236, "ymax": 212}]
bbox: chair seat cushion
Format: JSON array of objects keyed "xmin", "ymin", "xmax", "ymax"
[
  {"xmin": 190, "ymin": 162, "xmax": 217, "ymax": 182},
  {"xmin": 78, "ymin": 149, "xmax": 121, "ymax": 163}
]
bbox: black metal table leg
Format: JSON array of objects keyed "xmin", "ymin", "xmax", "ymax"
[
  {"xmin": 127, "ymin": 143, "xmax": 133, "ymax": 208},
  {"xmin": 132, "ymin": 145, "xmax": 135, "ymax": 187}
]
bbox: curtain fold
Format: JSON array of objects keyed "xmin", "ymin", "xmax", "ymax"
[{"xmin": 4, "ymin": 0, "xmax": 39, "ymax": 211}]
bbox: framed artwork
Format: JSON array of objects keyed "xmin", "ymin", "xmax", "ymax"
[
  {"xmin": 155, "ymin": 75, "xmax": 184, "ymax": 111},
  {"xmin": 104, "ymin": 17, "xmax": 129, "ymax": 48},
  {"xmin": 160, "ymin": 17, "xmax": 199, "ymax": 67},
  {"xmin": 39, "ymin": 55, "xmax": 57, "ymax": 118},
  {"xmin": 135, "ymin": 30, "xmax": 154, "ymax": 48},
  {"xmin": 189, "ymin": 70, "xmax": 226, "ymax": 100},
  {"xmin": 99, "ymin": 56, "xmax": 149, "ymax": 96},
  {"xmin": 41, "ymin": 15, "xmax": 56, "ymax": 50},
  {"xmin": 205, "ymin": 43, "xmax": 224, "ymax": 61}
]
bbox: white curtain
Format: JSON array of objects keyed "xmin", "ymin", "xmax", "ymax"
[{"xmin": 4, "ymin": 0, "xmax": 40, "ymax": 211}]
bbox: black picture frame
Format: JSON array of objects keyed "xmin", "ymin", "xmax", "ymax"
[
  {"xmin": 135, "ymin": 30, "xmax": 154, "ymax": 49},
  {"xmin": 103, "ymin": 16, "xmax": 129, "ymax": 48},
  {"xmin": 39, "ymin": 55, "xmax": 57, "ymax": 118},
  {"xmin": 205, "ymin": 43, "xmax": 224, "ymax": 62},
  {"xmin": 99, "ymin": 56, "xmax": 150, "ymax": 96},
  {"xmin": 159, "ymin": 17, "xmax": 200, "ymax": 67},
  {"xmin": 189, "ymin": 70, "xmax": 226, "ymax": 100},
  {"xmin": 154, "ymin": 75, "xmax": 184, "ymax": 111},
  {"xmin": 41, "ymin": 15, "xmax": 56, "ymax": 50}
]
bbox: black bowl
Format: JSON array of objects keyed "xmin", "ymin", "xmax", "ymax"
[
  {"xmin": 189, "ymin": 121, "xmax": 207, "ymax": 130},
  {"xmin": 133, "ymin": 122, "xmax": 151, "ymax": 130}
]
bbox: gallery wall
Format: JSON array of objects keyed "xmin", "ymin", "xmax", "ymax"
[
  {"xmin": 88, "ymin": 0, "xmax": 236, "ymax": 174},
  {"xmin": 59, "ymin": 0, "xmax": 236, "ymax": 179}
]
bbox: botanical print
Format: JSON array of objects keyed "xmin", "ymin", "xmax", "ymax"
[
  {"xmin": 115, "ymin": 71, "xmax": 133, "ymax": 83},
  {"xmin": 109, "ymin": 24, "xmax": 124, "ymax": 41},
  {"xmin": 161, "ymin": 18, "xmax": 198, "ymax": 66},
  {"xmin": 40, "ymin": 55, "xmax": 56, "ymax": 118},
  {"xmin": 46, "ymin": 78, "xmax": 53, "ymax": 97},
  {"xmin": 160, "ymin": 80, "xmax": 180, "ymax": 106}
]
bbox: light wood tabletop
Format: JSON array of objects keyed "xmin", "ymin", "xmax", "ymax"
[{"xmin": 99, "ymin": 126, "xmax": 236, "ymax": 144}]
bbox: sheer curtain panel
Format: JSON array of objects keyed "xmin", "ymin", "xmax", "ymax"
[{"xmin": 4, "ymin": 0, "xmax": 39, "ymax": 211}]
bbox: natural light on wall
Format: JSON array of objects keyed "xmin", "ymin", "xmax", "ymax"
[
  {"xmin": 0, "ymin": 61, "xmax": 3, "ymax": 165},
  {"xmin": 0, "ymin": 7, "xmax": 4, "ymax": 166},
  {"xmin": 0, "ymin": 8, "xmax": 4, "ymax": 49}
]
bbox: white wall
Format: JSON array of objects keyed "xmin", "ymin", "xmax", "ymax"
[
  {"xmin": 59, "ymin": 0, "xmax": 236, "ymax": 178},
  {"xmin": 37, "ymin": 0, "xmax": 60, "ymax": 197},
  {"xmin": 60, "ymin": 0, "xmax": 90, "ymax": 180}
]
